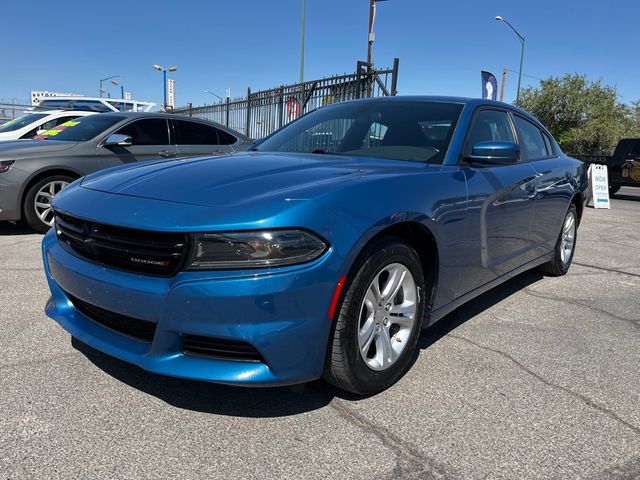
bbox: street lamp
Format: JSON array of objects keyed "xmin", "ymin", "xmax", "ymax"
[
  {"xmin": 153, "ymin": 64, "xmax": 177, "ymax": 110},
  {"xmin": 99, "ymin": 75, "xmax": 120, "ymax": 98},
  {"xmin": 495, "ymin": 16, "xmax": 525, "ymax": 103}
]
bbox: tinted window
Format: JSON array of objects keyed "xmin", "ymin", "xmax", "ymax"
[
  {"xmin": 542, "ymin": 133, "xmax": 555, "ymax": 156},
  {"xmin": 514, "ymin": 116, "xmax": 548, "ymax": 160},
  {"xmin": 0, "ymin": 113, "xmax": 48, "ymax": 132},
  {"xmin": 631, "ymin": 140, "xmax": 640, "ymax": 156},
  {"xmin": 256, "ymin": 101, "xmax": 463, "ymax": 164},
  {"xmin": 116, "ymin": 119, "xmax": 169, "ymax": 145},
  {"xmin": 36, "ymin": 115, "xmax": 125, "ymax": 141},
  {"xmin": 466, "ymin": 110, "xmax": 515, "ymax": 151},
  {"xmin": 175, "ymin": 120, "xmax": 220, "ymax": 145},
  {"xmin": 216, "ymin": 128, "xmax": 238, "ymax": 145}
]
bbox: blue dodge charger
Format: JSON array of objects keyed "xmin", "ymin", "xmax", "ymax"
[{"xmin": 43, "ymin": 97, "xmax": 587, "ymax": 394}]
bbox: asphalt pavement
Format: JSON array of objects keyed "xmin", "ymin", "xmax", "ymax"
[{"xmin": 1, "ymin": 188, "xmax": 639, "ymax": 480}]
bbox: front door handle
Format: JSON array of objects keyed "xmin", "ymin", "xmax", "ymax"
[{"xmin": 158, "ymin": 149, "xmax": 173, "ymax": 158}]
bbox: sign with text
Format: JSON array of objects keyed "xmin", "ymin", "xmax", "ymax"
[
  {"xmin": 166, "ymin": 79, "xmax": 176, "ymax": 109},
  {"xmin": 587, "ymin": 164, "xmax": 610, "ymax": 209}
]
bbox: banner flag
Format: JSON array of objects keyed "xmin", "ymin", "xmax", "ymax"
[{"xmin": 481, "ymin": 71, "xmax": 498, "ymax": 100}]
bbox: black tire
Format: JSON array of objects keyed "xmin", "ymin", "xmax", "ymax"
[
  {"xmin": 323, "ymin": 237, "xmax": 426, "ymax": 395},
  {"xmin": 23, "ymin": 175, "xmax": 74, "ymax": 233},
  {"xmin": 609, "ymin": 185, "xmax": 621, "ymax": 196},
  {"xmin": 539, "ymin": 204, "xmax": 578, "ymax": 276}
]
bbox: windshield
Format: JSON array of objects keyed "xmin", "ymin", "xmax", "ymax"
[
  {"xmin": 0, "ymin": 113, "xmax": 48, "ymax": 132},
  {"xmin": 35, "ymin": 115, "xmax": 125, "ymax": 142},
  {"xmin": 255, "ymin": 100, "xmax": 463, "ymax": 164}
]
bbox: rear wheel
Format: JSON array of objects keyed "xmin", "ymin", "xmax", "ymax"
[
  {"xmin": 23, "ymin": 175, "xmax": 73, "ymax": 233},
  {"xmin": 609, "ymin": 185, "xmax": 621, "ymax": 196},
  {"xmin": 539, "ymin": 204, "xmax": 578, "ymax": 276},
  {"xmin": 323, "ymin": 237, "xmax": 426, "ymax": 395}
]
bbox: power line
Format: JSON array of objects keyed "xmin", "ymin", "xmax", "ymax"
[{"xmin": 505, "ymin": 69, "xmax": 543, "ymax": 82}]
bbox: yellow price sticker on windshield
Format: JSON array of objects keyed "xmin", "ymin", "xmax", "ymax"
[
  {"xmin": 42, "ymin": 129, "xmax": 61, "ymax": 136},
  {"xmin": 61, "ymin": 121, "xmax": 79, "ymax": 127}
]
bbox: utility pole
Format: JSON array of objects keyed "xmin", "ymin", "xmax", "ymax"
[
  {"xmin": 367, "ymin": 0, "xmax": 375, "ymax": 68},
  {"xmin": 500, "ymin": 68, "xmax": 507, "ymax": 102},
  {"xmin": 299, "ymin": 0, "xmax": 306, "ymax": 84}
]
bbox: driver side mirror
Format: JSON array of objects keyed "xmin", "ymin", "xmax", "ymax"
[
  {"xmin": 466, "ymin": 141, "xmax": 520, "ymax": 166},
  {"xmin": 102, "ymin": 134, "xmax": 132, "ymax": 147}
]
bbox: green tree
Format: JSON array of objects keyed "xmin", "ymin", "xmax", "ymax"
[{"xmin": 516, "ymin": 74, "xmax": 640, "ymax": 155}]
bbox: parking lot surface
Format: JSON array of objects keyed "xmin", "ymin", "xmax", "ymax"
[{"xmin": 1, "ymin": 188, "xmax": 639, "ymax": 480}]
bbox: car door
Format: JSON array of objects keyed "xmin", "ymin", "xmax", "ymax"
[
  {"xmin": 172, "ymin": 119, "xmax": 237, "ymax": 157},
  {"xmin": 620, "ymin": 139, "xmax": 640, "ymax": 187},
  {"xmin": 460, "ymin": 108, "xmax": 539, "ymax": 282},
  {"xmin": 512, "ymin": 115, "xmax": 577, "ymax": 259},
  {"xmin": 97, "ymin": 117, "xmax": 176, "ymax": 169}
]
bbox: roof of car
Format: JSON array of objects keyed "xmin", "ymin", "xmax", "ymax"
[{"xmin": 336, "ymin": 95, "xmax": 544, "ymax": 127}]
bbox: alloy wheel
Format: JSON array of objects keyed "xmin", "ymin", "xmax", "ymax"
[
  {"xmin": 560, "ymin": 210, "xmax": 576, "ymax": 264},
  {"xmin": 357, "ymin": 263, "xmax": 418, "ymax": 371},
  {"xmin": 34, "ymin": 180, "xmax": 69, "ymax": 226}
]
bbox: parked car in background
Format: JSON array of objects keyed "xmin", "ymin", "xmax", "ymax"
[
  {"xmin": 573, "ymin": 138, "xmax": 640, "ymax": 195},
  {"xmin": 0, "ymin": 112, "xmax": 251, "ymax": 232},
  {"xmin": 43, "ymin": 96, "xmax": 587, "ymax": 395},
  {"xmin": 37, "ymin": 96, "xmax": 156, "ymax": 113},
  {"xmin": 0, "ymin": 110, "xmax": 96, "ymax": 141}
]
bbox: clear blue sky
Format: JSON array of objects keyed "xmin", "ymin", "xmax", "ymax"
[{"xmin": 2, "ymin": 0, "xmax": 639, "ymax": 107}]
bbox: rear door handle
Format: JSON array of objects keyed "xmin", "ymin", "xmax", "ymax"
[{"xmin": 158, "ymin": 149, "xmax": 173, "ymax": 158}]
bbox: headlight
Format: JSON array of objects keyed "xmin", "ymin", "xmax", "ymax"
[
  {"xmin": 186, "ymin": 229, "xmax": 328, "ymax": 270},
  {"xmin": 0, "ymin": 160, "xmax": 15, "ymax": 173}
]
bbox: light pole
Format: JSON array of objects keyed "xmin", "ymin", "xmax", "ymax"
[
  {"xmin": 495, "ymin": 16, "xmax": 525, "ymax": 103},
  {"xmin": 99, "ymin": 75, "xmax": 119, "ymax": 98},
  {"xmin": 153, "ymin": 64, "xmax": 177, "ymax": 110},
  {"xmin": 299, "ymin": 0, "xmax": 306, "ymax": 84},
  {"xmin": 367, "ymin": 0, "xmax": 388, "ymax": 69},
  {"xmin": 204, "ymin": 90, "xmax": 223, "ymax": 102}
]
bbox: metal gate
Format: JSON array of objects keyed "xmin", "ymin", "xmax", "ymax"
[{"xmin": 172, "ymin": 59, "xmax": 399, "ymax": 139}]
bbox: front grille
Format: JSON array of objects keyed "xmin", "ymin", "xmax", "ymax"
[
  {"xmin": 68, "ymin": 293, "xmax": 157, "ymax": 342},
  {"xmin": 55, "ymin": 212, "xmax": 187, "ymax": 277},
  {"xmin": 182, "ymin": 334, "xmax": 264, "ymax": 362}
]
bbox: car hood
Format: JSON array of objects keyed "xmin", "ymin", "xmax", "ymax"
[
  {"xmin": 81, "ymin": 152, "xmax": 430, "ymax": 207},
  {"xmin": 0, "ymin": 139, "xmax": 78, "ymax": 158}
]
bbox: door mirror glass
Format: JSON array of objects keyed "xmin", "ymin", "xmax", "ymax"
[
  {"xmin": 102, "ymin": 133, "xmax": 132, "ymax": 147},
  {"xmin": 467, "ymin": 141, "xmax": 520, "ymax": 166}
]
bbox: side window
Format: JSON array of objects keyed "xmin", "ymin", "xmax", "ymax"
[
  {"xmin": 542, "ymin": 133, "xmax": 554, "ymax": 157},
  {"xmin": 514, "ymin": 116, "xmax": 548, "ymax": 160},
  {"xmin": 216, "ymin": 128, "xmax": 237, "ymax": 145},
  {"xmin": 116, "ymin": 119, "xmax": 169, "ymax": 145},
  {"xmin": 631, "ymin": 141, "xmax": 640, "ymax": 156},
  {"xmin": 466, "ymin": 110, "xmax": 515, "ymax": 153},
  {"xmin": 175, "ymin": 120, "xmax": 220, "ymax": 145}
]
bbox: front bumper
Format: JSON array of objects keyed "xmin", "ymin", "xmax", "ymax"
[
  {"xmin": 0, "ymin": 172, "xmax": 24, "ymax": 221},
  {"xmin": 42, "ymin": 228, "xmax": 345, "ymax": 386}
]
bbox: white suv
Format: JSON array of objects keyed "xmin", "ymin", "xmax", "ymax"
[{"xmin": 0, "ymin": 110, "xmax": 96, "ymax": 141}]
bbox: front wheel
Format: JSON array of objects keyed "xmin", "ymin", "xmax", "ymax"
[
  {"xmin": 609, "ymin": 185, "xmax": 621, "ymax": 196},
  {"xmin": 539, "ymin": 204, "xmax": 578, "ymax": 276},
  {"xmin": 323, "ymin": 237, "xmax": 426, "ymax": 395},
  {"xmin": 23, "ymin": 175, "xmax": 73, "ymax": 233}
]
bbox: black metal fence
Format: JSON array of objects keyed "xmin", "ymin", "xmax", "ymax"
[{"xmin": 172, "ymin": 59, "xmax": 400, "ymax": 139}]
